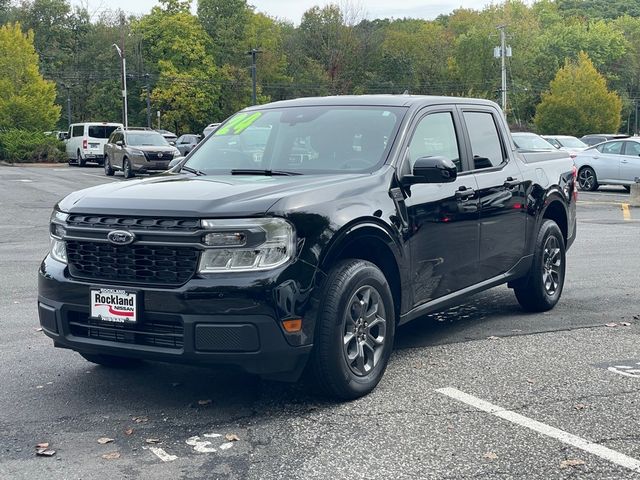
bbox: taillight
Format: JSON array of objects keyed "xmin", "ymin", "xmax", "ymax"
[
  {"xmin": 571, "ymin": 164, "xmax": 578, "ymax": 201},
  {"xmin": 82, "ymin": 138, "xmax": 88, "ymax": 149}
]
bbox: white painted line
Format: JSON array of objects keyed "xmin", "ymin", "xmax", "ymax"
[
  {"xmin": 80, "ymin": 173, "xmax": 109, "ymax": 179},
  {"xmin": 147, "ymin": 446, "xmax": 178, "ymax": 462},
  {"xmin": 436, "ymin": 387, "xmax": 640, "ymax": 473}
]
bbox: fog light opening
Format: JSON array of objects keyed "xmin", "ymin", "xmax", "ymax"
[{"xmin": 282, "ymin": 319, "xmax": 302, "ymax": 333}]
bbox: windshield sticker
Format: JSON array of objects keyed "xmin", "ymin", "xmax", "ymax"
[{"xmin": 215, "ymin": 112, "xmax": 262, "ymax": 136}]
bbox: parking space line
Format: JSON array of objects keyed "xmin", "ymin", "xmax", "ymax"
[
  {"xmin": 436, "ymin": 387, "xmax": 640, "ymax": 473},
  {"xmin": 622, "ymin": 203, "xmax": 631, "ymax": 221},
  {"xmin": 146, "ymin": 446, "xmax": 178, "ymax": 462}
]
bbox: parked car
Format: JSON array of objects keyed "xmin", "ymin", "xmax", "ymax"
[
  {"xmin": 39, "ymin": 95, "xmax": 576, "ymax": 400},
  {"xmin": 511, "ymin": 132, "xmax": 557, "ymax": 152},
  {"xmin": 103, "ymin": 127, "xmax": 181, "ymax": 178},
  {"xmin": 580, "ymin": 133, "xmax": 629, "ymax": 146},
  {"xmin": 65, "ymin": 122, "xmax": 123, "ymax": 166},
  {"xmin": 175, "ymin": 134, "xmax": 201, "ymax": 156},
  {"xmin": 573, "ymin": 138, "xmax": 640, "ymax": 191},
  {"xmin": 45, "ymin": 131, "xmax": 67, "ymax": 141},
  {"xmin": 203, "ymin": 123, "xmax": 221, "ymax": 137},
  {"xmin": 541, "ymin": 135, "xmax": 587, "ymax": 157},
  {"xmin": 155, "ymin": 129, "xmax": 177, "ymax": 144}
]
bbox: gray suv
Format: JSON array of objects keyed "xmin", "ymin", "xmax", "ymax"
[{"xmin": 104, "ymin": 128, "xmax": 181, "ymax": 178}]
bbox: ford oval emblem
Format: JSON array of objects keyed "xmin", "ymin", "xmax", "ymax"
[{"xmin": 107, "ymin": 230, "xmax": 135, "ymax": 245}]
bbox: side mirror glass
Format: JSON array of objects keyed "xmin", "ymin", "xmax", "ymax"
[{"xmin": 403, "ymin": 156, "xmax": 457, "ymax": 185}]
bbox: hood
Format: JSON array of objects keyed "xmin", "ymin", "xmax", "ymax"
[
  {"xmin": 132, "ymin": 146, "xmax": 177, "ymax": 153},
  {"xmin": 57, "ymin": 172, "xmax": 370, "ymax": 218}
]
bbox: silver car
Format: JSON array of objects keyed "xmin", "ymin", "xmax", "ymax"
[
  {"xmin": 574, "ymin": 138, "xmax": 640, "ymax": 191},
  {"xmin": 175, "ymin": 134, "xmax": 201, "ymax": 156},
  {"xmin": 541, "ymin": 135, "xmax": 587, "ymax": 157}
]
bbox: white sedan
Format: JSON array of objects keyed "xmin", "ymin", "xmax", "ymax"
[{"xmin": 573, "ymin": 138, "xmax": 640, "ymax": 191}]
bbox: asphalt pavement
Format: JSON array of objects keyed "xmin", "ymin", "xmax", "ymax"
[{"xmin": 1, "ymin": 164, "xmax": 639, "ymax": 480}]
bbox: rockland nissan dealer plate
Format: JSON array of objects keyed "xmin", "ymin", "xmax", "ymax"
[{"xmin": 91, "ymin": 288, "xmax": 137, "ymax": 323}]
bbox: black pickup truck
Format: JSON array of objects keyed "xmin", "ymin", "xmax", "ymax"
[{"xmin": 39, "ymin": 95, "xmax": 577, "ymax": 399}]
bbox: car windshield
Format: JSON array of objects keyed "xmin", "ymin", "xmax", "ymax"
[
  {"xmin": 88, "ymin": 125, "xmax": 119, "ymax": 139},
  {"xmin": 127, "ymin": 133, "xmax": 169, "ymax": 146},
  {"xmin": 513, "ymin": 134, "xmax": 555, "ymax": 150},
  {"xmin": 558, "ymin": 137, "xmax": 587, "ymax": 148},
  {"xmin": 184, "ymin": 106, "xmax": 406, "ymax": 174}
]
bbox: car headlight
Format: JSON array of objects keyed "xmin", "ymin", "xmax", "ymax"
[
  {"xmin": 129, "ymin": 148, "xmax": 145, "ymax": 157},
  {"xmin": 49, "ymin": 209, "xmax": 69, "ymax": 263},
  {"xmin": 198, "ymin": 218, "xmax": 295, "ymax": 272}
]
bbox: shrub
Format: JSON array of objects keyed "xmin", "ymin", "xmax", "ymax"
[{"xmin": 0, "ymin": 129, "xmax": 66, "ymax": 163}]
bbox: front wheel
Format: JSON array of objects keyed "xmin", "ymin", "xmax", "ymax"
[
  {"xmin": 309, "ymin": 259, "xmax": 395, "ymax": 400},
  {"xmin": 513, "ymin": 219, "xmax": 566, "ymax": 312},
  {"xmin": 80, "ymin": 353, "xmax": 142, "ymax": 368},
  {"xmin": 577, "ymin": 166, "xmax": 598, "ymax": 191},
  {"xmin": 104, "ymin": 155, "xmax": 114, "ymax": 176},
  {"xmin": 123, "ymin": 158, "xmax": 134, "ymax": 178}
]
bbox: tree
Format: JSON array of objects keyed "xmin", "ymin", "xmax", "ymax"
[
  {"xmin": 534, "ymin": 52, "xmax": 622, "ymax": 136},
  {"xmin": 197, "ymin": 0, "xmax": 251, "ymax": 65},
  {"xmin": 0, "ymin": 23, "xmax": 60, "ymax": 131}
]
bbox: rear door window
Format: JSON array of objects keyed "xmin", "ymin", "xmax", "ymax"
[{"xmin": 463, "ymin": 111, "xmax": 506, "ymax": 169}]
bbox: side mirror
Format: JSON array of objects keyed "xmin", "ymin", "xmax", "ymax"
[
  {"xmin": 403, "ymin": 156, "xmax": 457, "ymax": 185},
  {"xmin": 168, "ymin": 156, "xmax": 185, "ymax": 169},
  {"xmin": 115, "ymin": 140, "xmax": 124, "ymax": 147},
  {"xmin": 63, "ymin": 132, "xmax": 69, "ymax": 140},
  {"xmin": 169, "ymin": 141, "xmax": 176, "ymax": 146}
]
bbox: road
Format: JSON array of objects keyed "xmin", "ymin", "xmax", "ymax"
[{"xmin": 1, "ymin": 165, "xmax": 639, "ymax": 479}]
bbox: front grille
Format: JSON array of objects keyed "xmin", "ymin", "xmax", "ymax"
[
  {"xmin": 67, "ymin": 215, "xmax": 200, "ymax": 231},
  {"xmin": 67, "ymin": 241, "xmax": 199, "ymax": 285},
  {"xmin": 68, "ymin": 311, "xmax": 183, "ymax": 350},
  {"xmin": 144, "ymin": 151, "xmax": 173, "ymax": 161}
]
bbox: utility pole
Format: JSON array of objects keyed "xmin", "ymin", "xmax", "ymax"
[
  {"xmin": 113, "ymin": 43, "xmax": 128, "ymax": 128},
  {"xmin": 246, "ymin": 48, "xmax": 261, "ymax": 105},
  {"xmin": 60, "ymin": 83, "xmax": 73, "ymax": 128},
  {"xmin": 145, "ymin": 73, "xmax": 151, "ymax": 129},
  {"xmin": 494, "ymin": 26, "xmax": 512, "ymax": 115}
]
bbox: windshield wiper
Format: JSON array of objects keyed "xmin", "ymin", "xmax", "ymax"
[
  {"xmin": 230, "ymin": 169, "xmax": 301, "ymax": 176},
  {"xmin": 181, "ymin": 165, "xmax": 206, "ymax": 176}
]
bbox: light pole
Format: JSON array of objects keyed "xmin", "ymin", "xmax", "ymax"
[
  {"xmin": 112, "ymin": 43, "xmax": 128, "ymax": 128},
  {"xmin": 246, "ymin": 48, "xmax": 261, "ymax": 106},
  {"xmin": 144, "ymin": 73, "xmax": 151, "ymax": 129},
  {"xmin": 60, "ymin": 82, "xmax": 73, "ymax": 129}
]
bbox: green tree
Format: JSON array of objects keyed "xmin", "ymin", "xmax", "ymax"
[
  {"xmin": 534, "ymin": 52, "xmax": 622, "ymax": 136},
  {"xmin": 0, "ymin": 22, "xmax": 60, "ymax": 130},
  {"xmin": 197, "ymin": 0, "xmax": 251, "ymax": 65}
]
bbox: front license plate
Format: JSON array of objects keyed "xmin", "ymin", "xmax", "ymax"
[{"xmin": 91, "ymin": 288, "xmax": 137, "ymax": 323}]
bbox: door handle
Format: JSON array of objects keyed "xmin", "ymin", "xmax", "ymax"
[
  {"xmin": 503, "ymin": 177, "xmax": 520, "ymax": 188},
  {"xmin": 455, "ymin": 186, "xmax": 476, "ymax": 199}
]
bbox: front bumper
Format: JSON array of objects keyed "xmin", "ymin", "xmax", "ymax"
[
  {"xmin": 38, "ymin": 256, "xmax": 322, "ymax": 380},
  {"xmin": 133, "ymin": 159, "xmax": 172, "ymax": 172}
]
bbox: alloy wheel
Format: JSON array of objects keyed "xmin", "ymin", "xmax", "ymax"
[
  {"xmin": 578, "ymin": 168, "xmax": 595, "ymax": 190},
  {"xmin": 542, "ymin": 235, "xmax": 562, "ymax": 295}
]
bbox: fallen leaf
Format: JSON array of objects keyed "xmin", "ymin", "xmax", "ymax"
[
  {"xmin": 574, "ymin": 403, "xmax": 587, "ymax": 411},
  {"xmin": 225, "ymin": 434, "xmax": 240, "ymax": 442},
  {"xmin": 605, "ymin": 323, "xmax": 618, "ymax": 327},
  {"xmin": 560, "ymin": 458, "xmax": 585, "ymax": 469},
  {"xmin": 35, "ymin": 442, "xmax": 49, "ymax": 449},
  {"xmin": 487, "ymin": 336, "xmax": 500, "ymax": 340},
  {"xmin": 124, "ymin": 428, "xmax": 134, "ymax": 436},
  {"xmin": 484, "ymin": 451, "xmax": 498, "ymax": 460},
  {"xmin": 145, "ymin": 438, "xmax": 161, "ymax": 444},
  {"xmin": 35, "ymin": 448, "xmax": 56, "ymax": 457},
  {"xmin": 97, "ymin": 437, "xmax": 114, "ymax": 445},
  {"xmin": 101, "ymin": 452, "xmax": 120, "ymax": 460},
  {"xmin": 620, "ymin": 322, "xmax": 631, "ymax": 327},
  {"xmin": 198, "ymin": 399, "xmax": 212, "ymax": 406},
  {"xmin": 132, "ymin": 416, "xmax": 148, "ymax": 423}
]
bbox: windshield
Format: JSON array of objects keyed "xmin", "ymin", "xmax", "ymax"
[
  {"xmin": 184, "ymin": 106, "xmax": 405, "ymax": 174},
  {"xmin": 513, "ymin": 134, "xmax": 555, "ymax": 150},
  {"xmin": 558, "ymin": 137, "xmax": 587, "ymax": 148},
  {"xmin": 88, "ymin": 125, "xmax": 119, "ymax": 139},
  {"xmin": 127, "ymin": 133, "xmax": 169, "ymax": 146}
]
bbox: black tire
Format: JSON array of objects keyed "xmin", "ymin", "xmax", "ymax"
[
  {"xmin": 80, "ymin": 353, "xmax": 142, "ymax": 368},
  {"xmin": 577, "ymin": 166, "xmax": 598, "ymax": 191},
  {"xmin": 309, "ymin": 259, "xmax": 395, "ymax": 400},
  {"xmin": 77, "ymin": 150, "xmax": 86, "ymax": 167},
  {"xmin": 123, "ymin": 158, "xmax": 134, "ymax": 178},
  {"xmin": 513, "ymin": 219, "xmax": 566, "ymax": 312},
  {"xmin": 104, "ymin": 155, "xmax": 114, "ymax": 176}
]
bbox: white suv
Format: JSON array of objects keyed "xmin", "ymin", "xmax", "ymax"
[{"xmin": 65, "ymin": 122, "xmax": 123, "ymax": 166}]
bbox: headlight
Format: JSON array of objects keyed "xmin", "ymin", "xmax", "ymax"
[
  {"xmin": 198, "ymin": 218, "xmax": 295, "ymax": 272},
  {"xmin": 50, "ymin": 238, "xmax": 67, "ymax": 263},
  {"xmin": 129, "ymin": 148, "xmax": 145, "ymax": 157}
]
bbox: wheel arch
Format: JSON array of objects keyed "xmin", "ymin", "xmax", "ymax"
[{"xmin": 540, "ymin": 196, "xmax": 568, "ymax": 245}]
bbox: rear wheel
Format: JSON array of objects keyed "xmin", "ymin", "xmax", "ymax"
[
  {"xmin": 80, "ymin": 353, "xmax": 142, "ymax": 368},
  {"xmin": 77, "ymin": 150, "xmax": 86, "ymax": 167},
  {"xmin": 577, "ymin": 166, "xmax": 598, "ymax": 191},
  {"xmin": 513, "ymin": 219, "xmax": 566, "ymax": 312},
  {"xmin": 309, "ymin": 259, "xmax": 395, "ymax": 400},
  {"xmin": 123, "ymin": 158, "xmax": 134, "ymax": 178},
  {"xmin": 104, "ymin": 155, "xmax": 114, "ymax": 176}
]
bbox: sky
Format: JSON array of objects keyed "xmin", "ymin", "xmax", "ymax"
[{"xmin": 74, "ymin": 0, "xmax": 495, "ymax": 23}]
